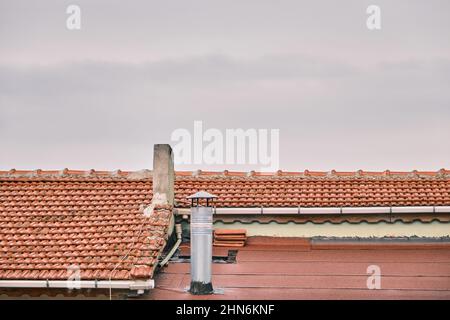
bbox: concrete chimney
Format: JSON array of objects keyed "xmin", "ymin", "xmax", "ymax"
[{"xmin": 152, "ymin": 144, "xmax": 174, "ymax": 206}]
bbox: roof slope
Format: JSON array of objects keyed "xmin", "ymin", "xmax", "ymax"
[
  {"xmin": 174, "ymin": 171, "xmax": 450, "ymax": 208},
  {"xmin": 0, "ymin": 177, "xmax": 170, "ymax": 280},
  {"xmin": 1, "ymin": 169, "xmax": 449, "ymax": 208}
]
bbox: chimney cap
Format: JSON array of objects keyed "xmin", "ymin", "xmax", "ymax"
[{"xmin": 187, "ymin": 191, "xmax": 218, "ymax": 199}]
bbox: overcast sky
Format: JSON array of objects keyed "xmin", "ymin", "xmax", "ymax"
[{"xmin": 1, "ymin": 0, "xmax": 449, "ymax": 172}]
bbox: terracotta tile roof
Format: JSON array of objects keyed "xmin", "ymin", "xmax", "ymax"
[
  {"xmin": 1, "ymin": 168, "xmax": 449, "ymax": 281},
  {"xmin": 214, "ymin": 229, "xmax": 247, "ymax": 247},
  {"xmin": 0, "ymin": 174, "xmax": 170, "ymax": 280},
  {"xmin": 174, "ymin": 169, "xmax": 450, "ymax": 208},
  {"xmin": 1, "ymin": 169, "xmax": 449, "ymax": 209}
]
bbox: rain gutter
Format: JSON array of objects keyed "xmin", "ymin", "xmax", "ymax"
[
  {"xmin": 0, "ymin": 279, "xmax": 154, "ymax": 293},
  {"xmin": 176, "ymin": 206, "xmax": 450, "ymax": 215}
]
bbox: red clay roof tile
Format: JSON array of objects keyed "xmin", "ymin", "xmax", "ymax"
[
  {"xmin": 0, "ymin": 176, "xmax": 170, "ymax": 281},
  {"xmin": 1, "ymin": 169, "xmax": 449, "ymax": 281}
]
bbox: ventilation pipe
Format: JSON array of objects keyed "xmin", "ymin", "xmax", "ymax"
[
  {"xmin": 159, "ymin": 223, "xmax": 182, "ymax": 267},
  {"xmin": 187, "ymin": 191, "xmax": 217, "ymax": 295}
]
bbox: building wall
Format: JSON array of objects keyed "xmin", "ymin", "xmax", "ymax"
[{"xmin": 213, "ymin": 221, "xmax": 450, "ymax": 238}]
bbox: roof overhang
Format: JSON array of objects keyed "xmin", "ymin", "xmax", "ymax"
[
  {"xmin": 176, "ymin": 205, "xmax": 450, "ymax": 215},
  {"xmin": 0, "ymin": 279, "xmax": 154, "ymax": 291}
]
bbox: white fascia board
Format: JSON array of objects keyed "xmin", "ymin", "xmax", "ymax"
[
  {"xmin": 180, "ymin": 205, "xmax": 449, "ymax": 215},
  {"xmin": 391, "ymin": 206, "xmax": 434, "ymax": 213},
  {"xmin": 129, "ymin": 279, "xmax": 155, "ymax": 290},
  {"xmin": 0, "ymin": 279, "xmax": 154, "ymax": 290},
  {"xmin": 0, "ymin": 280, "xmax": 48, "ymax": 288},
  {"xmin": 341, "ymin": 207, "xmax": 391, "ymax": 214},
  {"xmin": 215, "ymin": 208, "xmax": 261, "ymax": 214},
  {"xmin": 263, "ymin": 207, "xmax": 299, "ymax": 214},
  {"xmin": 48, "ymin": 280, "xmax": 96, "ymax": 289},
  {"xmin": 300, "ymin": 207, "xmax": 341, "ymax": 214}
]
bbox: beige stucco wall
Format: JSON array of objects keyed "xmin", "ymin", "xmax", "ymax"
[{"xmin": 213, "ymin": 221, "xmax": 450, "ymax": 237}]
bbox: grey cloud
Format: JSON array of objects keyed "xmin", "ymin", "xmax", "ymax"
[
  {"xmin": 0, "ymin": 54, "xmax": 359, "ymax": 97},
  {"xmin": 1, "ymin": 54, "xmax": 449, "ymax": 141},
  {"xmin": 0, "ymin": 0, "xmax": 449, "ymax": 171}
]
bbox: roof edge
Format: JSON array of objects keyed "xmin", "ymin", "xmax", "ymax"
[{"xmin": 1, "ymin": 168, "xmax": 449, "ymax": 180}]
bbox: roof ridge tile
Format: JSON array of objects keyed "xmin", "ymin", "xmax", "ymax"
[{"xmin": 1, "ymin": 168, "xmax": 449, "ymax": 181}]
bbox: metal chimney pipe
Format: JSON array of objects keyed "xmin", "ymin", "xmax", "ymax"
[{"xmin": 187, "ymin": 191, "xmax": 217, "ymax": 295}]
